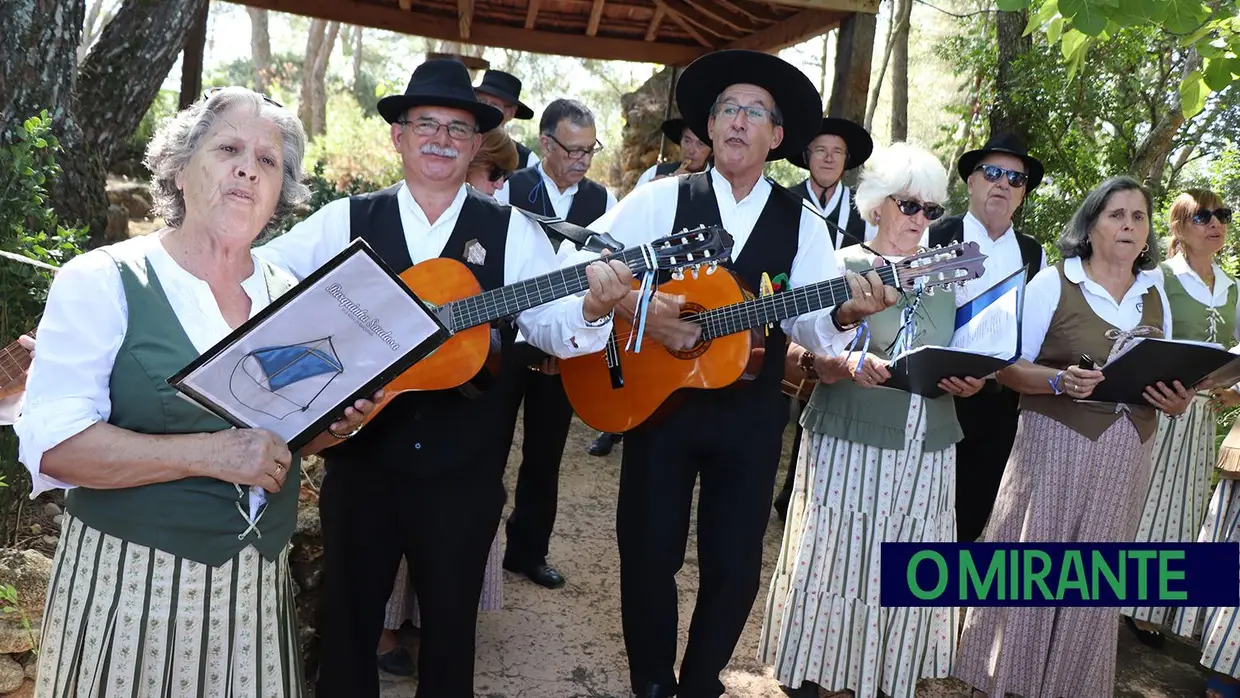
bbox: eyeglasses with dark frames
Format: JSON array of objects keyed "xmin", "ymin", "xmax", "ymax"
[
  {"xmin": 489, "ymin": 165, "xmax": 511, "ymax": 183},
  {"xmin": 889, "ymin": 196, "xmax": 946, "ymax": 221},
  {"xmin": 972, "ymin": 164, "xmax": 1028, "ymax": 188},
  {"xmin": 396, "ymin": 118, "xmax": 477, "ymax": 140},
  {"xmin": 1191, "ymin": 207, "xmax": 1233, "ymax": 225},
  {"xmin": 203, "ymin": 86, "xmax": 284, "ymax": 108},
  {"xmin": 546, "ymin": 133, "xmax": 603, "ymax": 160}
]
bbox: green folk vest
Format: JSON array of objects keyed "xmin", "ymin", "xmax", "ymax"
[
  {"xmin": 1020, "ymin": 262, "xmax": 1163, "ymax": 443},
  {"xmin": 1160, "ymin": 261, "xmax": 1237, "ymax": 344},
  {"xmin": 800, "ymin": 246, "xmax": 963, "ymax": 453},
  {"xmin": 64, "ymin": 237, "xmax": 301, "ymax": 567}
]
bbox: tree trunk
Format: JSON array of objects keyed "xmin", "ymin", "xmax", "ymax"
[
  {"xmin": 352, "ymin": 27, "xmax": 364, "ymax": 90},
  {"xmin": 989, "ymin": 8, "xmax": 1032, "ymax": 140},
  {"xmin": 889, "ymin": 0, "xmax": 911, "ymax": 142},
  {"xmin": 248, "ymin": 7, "xmax": 271, "ymax": 94},
  {"xmin": 312, "ymin": 22, "xmax": 340, "ymax": 136},
  {"xmin": 178, "ymin": 1, "xmax": 209, "ymax": 110},
  {"xmin": 79, "ymin": 0, "xmax": 106, "ymax": 64},
  {"xmin": 299, "ymin": 20, "xmax": 327, "ymax": 136},
  {"xmin": 1131, "ymin": 51, "xmax": 1200, "ymax": 193},
  {"xmin": 865, "ymin": 0, "xmax": 897, "ymax": 132}
]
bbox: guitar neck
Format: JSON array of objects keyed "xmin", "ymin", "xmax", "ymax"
[
  {"xmin": 695, "ymin": 266, "xmax": 899, "ymax": 341},
  {"xmin": 0, "ymin": 326, "xmax": 36, "ymax": 387},
  {"xmin": 447, "ymin": 246, "xmax": 655, "ymax": 331}
]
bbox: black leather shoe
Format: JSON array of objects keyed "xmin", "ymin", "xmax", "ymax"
[
  {"xmin": 636, "ymin": 682, "xmax": 676, "ymax": 698},
  {"xmin": 377, "ymin": 646, "xmax": 415, "ymax": 676},
  {"xmin": 1124, "ymin": 616, "xmax": 1165, "ymax": 648},
  {"xmin": 779, "ymin": 681, "xmax": 820, "ymax": 698},
  {"xmin": 588, "ymin": 432, "xmax": 622, "ymax": 456},
  {"xmin": 504, "ymin": 559, "xmax": 566, "ymax": 589}
]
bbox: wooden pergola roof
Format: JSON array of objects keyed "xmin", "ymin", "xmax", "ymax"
[{"xmin": 235, "ymin": 0, "xmax": 878, "ymax": 65}]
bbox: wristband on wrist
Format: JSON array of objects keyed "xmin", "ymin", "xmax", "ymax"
[
  {"xmin": 1048, "ymin": 370, "xmax": 1065, "ymax": 396},
  {"xmin": 830, "ymin": 305, "xmax": 860, "ymax": 332}
]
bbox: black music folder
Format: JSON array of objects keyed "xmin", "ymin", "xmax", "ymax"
[
  {"xmin": 1086, "ymin": 338, "xmax": 1235, "ymax": 405},
  {"xmin": 885, "ymin": 347, "xmax": 1014, "ymax": 398}
]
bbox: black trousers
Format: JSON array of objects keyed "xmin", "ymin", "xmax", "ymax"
[
  {"xmin": 505, "ymin": 369, "xmax": 575, "ymax": 566},
  {"xmin": 954, "ymin": 384, "xmax": 1022, "ymax": 542},
  {"xmin": 314, "ymin": 459, "xmax": 505, "ymax": 698},
  {"xmin": 617, "ymin": 389, "xmax": 786, "ymax": 698}
]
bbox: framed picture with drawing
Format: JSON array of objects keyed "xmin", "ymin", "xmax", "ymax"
[{"xmin": 168, "ymin": 238, "xmax": 449, "ymax": 451}]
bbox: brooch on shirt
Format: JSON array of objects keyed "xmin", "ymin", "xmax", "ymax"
[{"xmin": 463, "ymin": 239, "xmax": 487, "ymax": 265}]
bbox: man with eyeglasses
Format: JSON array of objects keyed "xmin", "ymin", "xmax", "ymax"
[
  {"xmin": 473, "ymin": 68, "xmax": 541, "ymax": 170},
  {"xmin": 565, "ymin": 49, "xmax": 897, "ymax": 698},
  {"xmin": 254, "ymin": 59, "xmax": 633, "ymax": 698},
  {"xmin": 492, "ymin": 97, "xmax": 618, "ymax": 591},
  {"xmin": 926, "ymin": 132, "xmax": 1048, "ymax": 543}
]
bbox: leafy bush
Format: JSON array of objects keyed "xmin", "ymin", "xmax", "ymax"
[
  {"xmin": 304, "ymin": 92, "xmax": 402, "ymax": 193},
  {"xmin": 0, "ymin": 113, "xmax": 87, "ymax": 522}
]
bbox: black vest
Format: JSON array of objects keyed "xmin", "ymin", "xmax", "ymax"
[
  {"xmin": 506, "ymin": 166, "xmax": 609, "ymax": 244},
  {"xmin": 655, "ymin": 162, "xmax": 680, "ymax": 177},
  {"xmin": 673, "ymin": 172, "xmax": 801, "ymax": 402},
  {"xmin": 795, "ymin": 179, "xmax": 864, "ymax": 249},
  {"xmin": 927, "ymin": 213, "xmax": 1043, "ymax": 284},
  {"xmin": 515, "ymin": 141, "xmax": 535, "ymax": 170},
  {"xmin": 325, "ymin": 184, "xmax": 517, "ymax": 478}
]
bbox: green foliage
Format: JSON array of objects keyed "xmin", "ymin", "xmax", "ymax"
[
  {"xmin": 303, "ymin": 92, "xmax": 403, "ymax": 194},
  {"xmin": 0, "ymin": 584, "xmax": 37, "ymax": 655},
  {"xmin": 1005, "ymin": 0, "xmax": 1240, "ymax": 117},
  {"xmin": 0, "ymin": 113, "xmax": 86, "ymax": 521}
]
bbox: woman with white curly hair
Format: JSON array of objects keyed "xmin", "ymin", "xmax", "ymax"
[
  {"xmin": 16, "ymin": 86, "xmax": 381, "ymax": 697},
  {"xmin": 758, "ymin": 141, "xmax": 985, "ymax": 698}
]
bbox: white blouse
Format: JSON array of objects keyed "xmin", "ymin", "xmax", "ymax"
[
  {"xmin": 1159, "ymin": 254, "xmax": 1240, "ymax": 343},
  {"xmin": 1020, "ymin": 256, "xmax": 1173, "ymax": 362},
  {"xmin": 15, "ymin": 234, "xmax": 278, "ymax": 498}
]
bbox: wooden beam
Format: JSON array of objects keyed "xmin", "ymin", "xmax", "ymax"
[
  {"xmin": 457, "ymin": 0, "xmax": 473, "ymax": 39},
  {"xmin": 827, "ymin": 11, "xmax": 875, "ymax": 125},
  {"xmin": 524, "ymin": 0, "xmax": 541, "ymax": 29},
  {"xmin": 659, "ymin": 0, "xmax": 739, "ymax": 39},
  {"xmin": 682, "ymin": 0, "xmax": 763, "ymax": 33},
  {"xmin": 586, "ymin": 0, "xmax": 606, "ymax": 36},
  {"xmin": 232, "ymin": 0, "xmax": 708, "ymax": 65},
  {"xmin": 644, "ymin": 5, "xmax": 666, "ymax": 40},
  {"xmin": 652, "ymin": 0, "xmax": 715, "ymax": 47},
  {"xmin": 761, "ymin": 0, "xmax": 879, "ymax": 13},
  {"xmin": 723, "ymin": 9, "xmax": 840, "ymax": 52},
  {"xmin": 715, "ymin": 0, "xmax": 781, "ymax": 23}
]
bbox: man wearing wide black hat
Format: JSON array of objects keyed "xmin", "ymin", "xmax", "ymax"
[
  {"xmin": 788, "ymin": 116, "xmax": 874, "ymax": 250},
  {"xmin": 926, "ymin": 132, "xmax": 1047, "ymax": 543},
  {"xmin": 474, "ymin": 68, "xmax": 540, "ymax": 169},
  {"xmin": 256, "ymin": 59, "xmax": 633, "ymax": 698},
  {"xmin": 631, "ymin": 117, "xmax": 713, "ymax": 189},
  {"xmin": 566, "ymin": 49, "xmax": 897, "ymax": 698}
]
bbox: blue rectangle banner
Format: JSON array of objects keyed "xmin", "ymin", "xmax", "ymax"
[{"xmin": 879, "ymin": 543, "xmax": 1239, "ymax": 607}]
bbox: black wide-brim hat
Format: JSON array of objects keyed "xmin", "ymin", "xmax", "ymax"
[
  {"xmin": 474, "ymin": 69, "xmax": 534, "ymax": 120},
  {"xmin": 786, "ymin": 117, "xmax": 874, "ymax": 170},
  {"xmin": 675, "ymin": 49, "xmax": 823, "ymax": 162},
  {"xmin": 957, "ymin": 132, "xmax": 1045, "ymax": 190},
  {"xmin": 378, "ymin": 59, "xmax": 503, "ymax": 133},
  {"xmin": 660, "ymin": 117, "xmax": 708, "ymax": 145}
]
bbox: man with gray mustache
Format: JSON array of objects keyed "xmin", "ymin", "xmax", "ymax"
[{"xmin": 495, "ymin": 98, "xmax": 618, "ymax": 590}]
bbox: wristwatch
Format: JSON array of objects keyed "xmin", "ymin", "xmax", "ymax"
[{"xmin": 798, "ymin": 350, "xmax": 820, "ymax": 381}]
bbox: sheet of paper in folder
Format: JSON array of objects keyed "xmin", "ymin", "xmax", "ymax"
[{"xmin": 950, "ymin": 265, "xmax": 1025, "ymax": 362}]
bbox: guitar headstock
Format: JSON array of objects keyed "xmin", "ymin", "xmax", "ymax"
[
  {"xmin": 648, "ymin": 225, "xmax": 734, "ymax": 278},
  {"xmin": 894, "ymin": 241, "xmax": 986, "ymax": 294}
]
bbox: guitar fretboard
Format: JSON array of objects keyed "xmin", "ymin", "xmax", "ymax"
[
  {"xmin": 692, "ymin": 265, "xmax": 899, "ymax": 340},
  {"xmin": 0, "ymin": 326, "xmax": 37, "ymax": 386}
]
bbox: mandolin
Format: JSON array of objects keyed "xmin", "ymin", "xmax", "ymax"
[
  {"xmin": 558, "ymin": 242, "xmax": 987, "ymax": 433},
  {"xmin": 360, "ymin": 225, "xmax": 734, "ymax": 426},
  {"xmin": 0, "ymin": 328, "xmax": 36, "ymax": 401}
]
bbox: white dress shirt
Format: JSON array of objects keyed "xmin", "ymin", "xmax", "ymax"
[
  {"xmin": 799, "ymin": 180, "xmax": 881, "ymax": 249},
  {"xmin": 1020, "ymin": 256, "xmax": 1173, "ymax": 362},
  {"xmin": 15, "ymin": 234, "xmax": 280, "ymax": 498},
  {"xmin": 956, "ymin": 212, "xmax": 1047, "ymax": 307},
  {"xmin": 494, "ymin": 163, "xmax": 618, "ymax": 218},
  {"xmin": 1159, "ymin": 253, "xmax": 1240, "ymax": 344},
  {"xmin": 0, "ymin": 396, "xmax": 21, "ymax": 426},
  {"xmin": 567, "ymin": 168, "xmax": 854, "ymax": 358},
  {"xmin": 633, "ymin": 163, "xmax": 715, "ymax": 192},
  {"xmin": 521, "ymin": 149, "xmax": 540, "ymax": 170},
  {"xmin": 254, "ymin": 181, "xmax": 612, "ymax": 359}
]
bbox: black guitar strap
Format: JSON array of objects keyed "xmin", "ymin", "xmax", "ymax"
[{"xmin": 511, "ymin": 207, "xmax": 624, "ymax": 255}]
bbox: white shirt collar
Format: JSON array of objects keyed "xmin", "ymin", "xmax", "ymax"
[
  {"xmin": 538, "ymin": 162, "xmax": 578, "ymax": 199},
  {"xmin": 710, "ymin": 167, "xmax": 770, "ymax": 206},
  {"xmin": 1164, "ymin": 253, "xmax": 1234, "ymax": 295},
  {"xmin": 963, "ymin": 210, "xmax": 1015, "ymax": 243},
  {"xmin": 1063, "ymin": 255, "xmax": 1161, "ymax": 309},
  {"xmin": 396, "ymin": 180, "xmax": 467, "ymax": 227}
]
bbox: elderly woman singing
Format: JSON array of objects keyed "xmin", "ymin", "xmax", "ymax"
[
  {"xmin": 953, "ymin": 176, "xmax": 1193, "ymax": 697},
  {"xmin": 16, "ymin": 87, "xmax": 379, "ymax": 697}
]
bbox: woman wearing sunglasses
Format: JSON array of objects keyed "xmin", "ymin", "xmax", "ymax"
[
  {"xmin": 758, "ymin": 142, "xmax": 986, "ymax": 698},
  {"xmin": 373, "ymin": 126, "xmax": 519, "ymax": 676},
  {"xmin": 1119, "ymin": 190, "xmax": 1237, "ymax": 651},
  {"xmin": 953, "ymin": 176, "xmax": 1193, "ymax": 697}
]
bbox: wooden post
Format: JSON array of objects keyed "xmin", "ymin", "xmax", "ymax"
[
  {"xmin": 179, "ymin": 1, "xmax": 209, "ymax": 110},
  {"xmin": 826, "ymin": 12, "xmax": 875, "ymax": 126}
]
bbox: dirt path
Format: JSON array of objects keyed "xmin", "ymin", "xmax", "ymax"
[{"xmin": 379, "ymin": 415, "xmax": 1215, "ymax": 698}]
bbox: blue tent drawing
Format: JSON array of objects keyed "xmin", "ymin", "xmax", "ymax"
[{"xmin": 230, "ymin": 337, "xmax": 344, "ymax": 420}]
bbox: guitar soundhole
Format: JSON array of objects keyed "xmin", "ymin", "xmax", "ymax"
[{"xmin": 668, "ymin": 303, "xmax": 709, "ymax": 360}]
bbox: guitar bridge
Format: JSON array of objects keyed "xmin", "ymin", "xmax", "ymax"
[{"xmin": 604, "ymin": 331, "xmax": 624, "ymax": 390}]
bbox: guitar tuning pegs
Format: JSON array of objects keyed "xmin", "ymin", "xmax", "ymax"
[
  {"xmin": 672, "ymin": 270, "xmax": 685, "ymax": 281},
  {"xmin": 691, "ymin": 265, "xmax": 700, "ymax": 279},
  {"xmin": 706, "ymin": 262, "xmax": 718, "ymax": 275}
]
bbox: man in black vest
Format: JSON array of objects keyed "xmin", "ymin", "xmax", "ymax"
[
  {"xmin": 255, "ymin": 59, "xmax": 633, "ymax": 698},
  {"xmin": 772, "ymin": 116, "xmax": 876, "ymax": 521},
  {"xmin": 495, "ymin": 98, "xmax": 618, "ymax": 589},
  {"xmin": 926, "ymin": 132, "xmax": 1046, "ymax": 543},
  {"xmin": 567, "ymin": 49, "xmax": 897, "ymax": 698},
  {"xmin": 474, "ymin": 68, "xmax": 540, "ymax": 169}
]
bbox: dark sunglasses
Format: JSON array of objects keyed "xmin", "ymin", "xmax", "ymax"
[
  {"xmin": 203, "ymin": 86, "xmax": 284, "ymax": 108},
  {"xmin": 973, "ymin": 164, "xmax": 1028, "ymax": 188},
  {"xmin": 1191, "ymin": 207, "xmax": 1233, "ymax": 225},
  {"xmin": 489, "ymin": 165, "xmax": 511, "ymax": 183},
  {"xmin": 889, "ymin": 196, "xmax": 945, "ymax": 221}
]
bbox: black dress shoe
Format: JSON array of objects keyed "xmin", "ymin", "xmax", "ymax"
[
  {"xmin": 377, "ymin": 646, "xmax": 415, "ymax": 676},
  {"xmin": 503, "ymin": 559, "xmax": 566, "ymax": 589},
  {"xmin": 1124, "ymin": 616, "xmax": 1165, "ymax": 648},
  {"xmin": 636, "ymin": 681, "xmax": 676, "ymax": 698},
  {"xmin": 779, "ymin": 681, "xmax": 820, "ymax": 698},
  {"xmin": 588, "ymin": 432, "xmax": 622, "ymax": 456}
]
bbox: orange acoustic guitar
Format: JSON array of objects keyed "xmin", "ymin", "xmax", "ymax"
[
  {"xmin": 360, "ymin": 225, "xmax": 734, "ymax": 426},
  {"xmin": 559, "ymin": 242, "xmax": 987, "ymax": 433}
]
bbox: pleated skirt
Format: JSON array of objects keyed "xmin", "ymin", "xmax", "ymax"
[
  {"xmin": 951, "ymin": 412, "xmax": 1154, "ymax": 698},
  {"xmin": 1121, "ymin": 394, "xmax": 1215, "ymax": 632},
  {"xmin": 758, "ymin": 396, "xmax": 958, "ymax": 698},
  {"xmin": 34, "ymin": 515, "xmax": 303, "ymax": 698},
  {"xmin": 383, "ymin": 530, "xmax": 503, "ymax": 629},
  {"xmin": 1177, "ymin": 477, "xmax": 1240, "ymax": 677}
]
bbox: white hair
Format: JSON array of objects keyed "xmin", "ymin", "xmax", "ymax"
[{"xmin": 853, "ymin": 142, "xmax": 949, "ymax": 225}]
